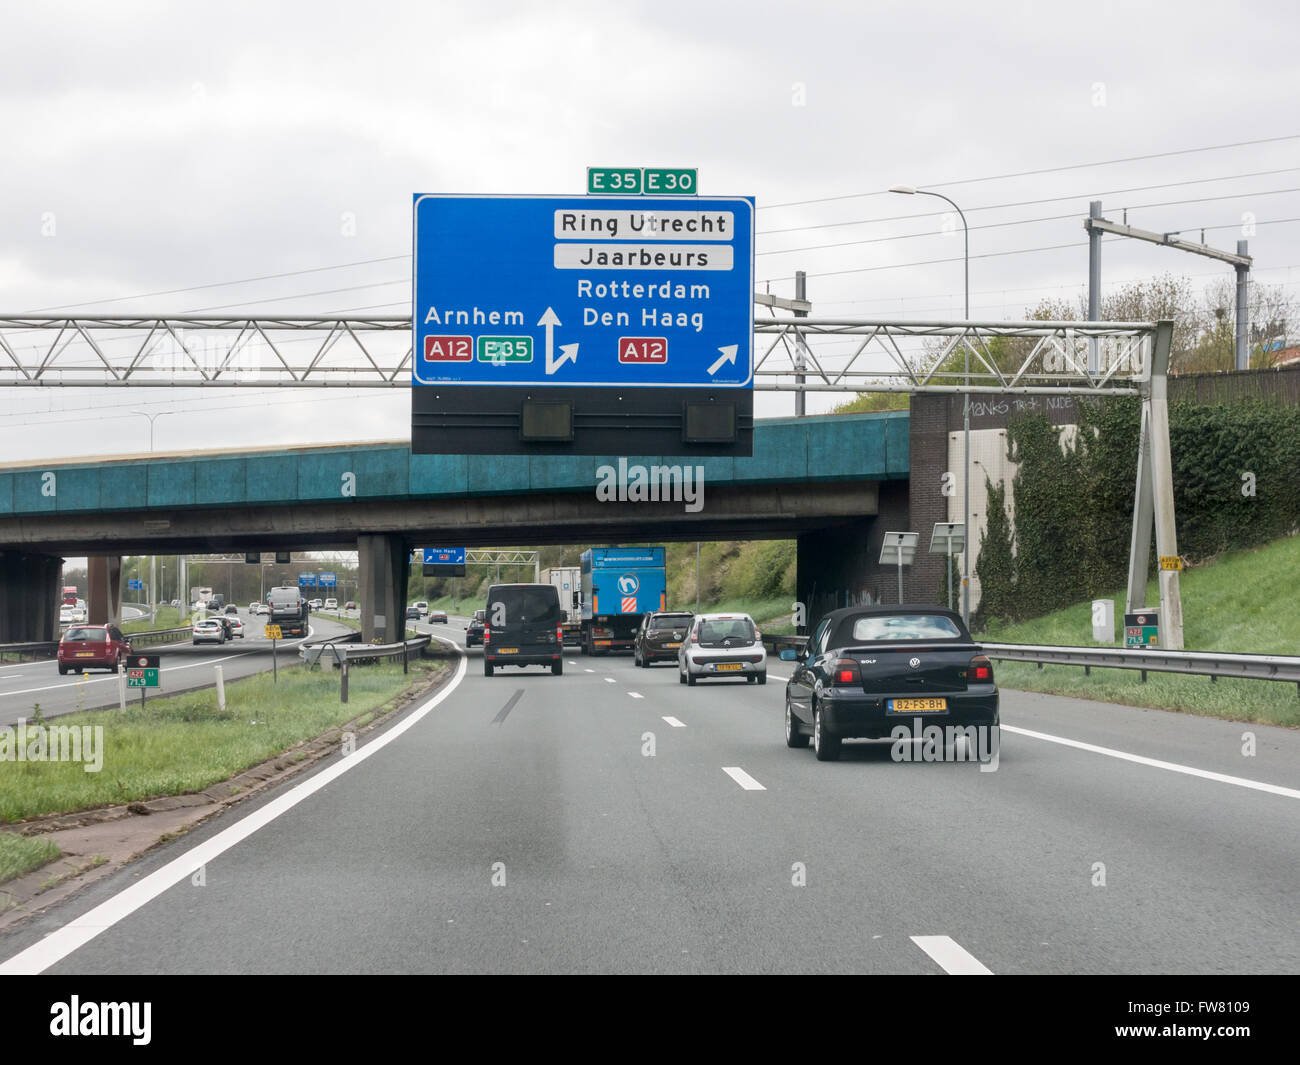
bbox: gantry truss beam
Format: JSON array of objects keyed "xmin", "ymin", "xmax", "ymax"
[{"xmin": 0, "ymin": 315, "xmax": 1155, "ymax": 394}]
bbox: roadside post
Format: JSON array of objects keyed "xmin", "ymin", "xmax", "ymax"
[
  {"xmin": 117, "ymin": 662, "xmax": 126, "ymax": 711},
  {"xmin": 126, "ymin": 654, "xmax": 160, "ymax": 709},
  {"xmin": 929, "ymin": 523, "xmax": 966, "ymax": 613},
  {"xmin": 215, "ymin": 664, "xmax": 226, "ymax": 712},
  {"xmin": 1093, "ymin": 599, "xmax": 1115, "ymax": 643},
  {"xmin": 879, "ymin": 532, "xmax": 919, "ymax": 605},
  {"xmin": 265, "ymin": 623, "xmax": 282, "ymax": 681}
]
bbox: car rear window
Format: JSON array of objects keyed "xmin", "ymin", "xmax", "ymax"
[
  {"xmin": 649, "ymin": 614, "xmax": 692, "ymax": 630},
  {"xmin": 698, "ymin": 618, "xmax": 755, "ymax": 643},
  {"xmin": 849, "ymin": 614, "xmax": 963, "ymax": 641},
  {"xmin": 488, "ymin": 586, "xmax": 561, "ymax": 625},
  {"xmin": 64, "ymin": 628, "xmax": 107, "ymax": 642}
]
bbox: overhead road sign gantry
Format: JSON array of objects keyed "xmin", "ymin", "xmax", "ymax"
[{"xmin": 411, "ymin": 192, "xmax": 755, "ymax": 456}]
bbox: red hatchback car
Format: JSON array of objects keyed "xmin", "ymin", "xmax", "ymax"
[{"xmin": 57, "ymin": 624, "xmax": 132, "ymax": 675}]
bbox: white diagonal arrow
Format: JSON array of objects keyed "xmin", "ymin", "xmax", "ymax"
[
  {"xmin": 708, "ymin": 344, "xmax": 738, "ymax": 376},
  {"xmin": 538, "ymin": 307, "xmax": 578, "ymax": 374}
]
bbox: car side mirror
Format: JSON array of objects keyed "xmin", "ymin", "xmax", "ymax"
[{"xmin": 779, "ymin": 649, "xmax": 797, "ymax": 661}]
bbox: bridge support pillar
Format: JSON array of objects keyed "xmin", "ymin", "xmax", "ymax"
[
  {"xmin": 0, "ymin": 550, "xmax": 63, "ymax": 643},
  {"xmin": 87, "ymin": 555, "xmax": 122, "ymax": 626},
  {"xmin": 358, "ymin": 534, "xmax": 409, "ymax": 644},
  {"xmin": 796, "ymin": 483, "xmax": 913, "ymax": 631}
]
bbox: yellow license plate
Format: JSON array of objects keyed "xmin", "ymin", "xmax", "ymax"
[
  {"xmin": 716, "ymin": 663, "xmax": 743, "ymax": 672},
  {"xmin": 499, "ymin": 647, "xmax": 518, "ymax": 654},
  {"xmin": 75, "ymin": 652, "xmax": 95, "ymax": 657},
  {"xmin": 665, "ymin": 642, "xmax": 680, "ymax": 648},
  {"xmin": 891, "ymin": 697, "xmax": 947, "ymax": 712}
]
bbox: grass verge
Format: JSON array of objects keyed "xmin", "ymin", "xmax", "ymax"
[
  {"xmin": 122, "ymin": 606, "xmax": 186, "ymax": 634},
  {"xmin": 0, "ymin": 657, "xmax": 449, "ymax": 824},
  {"xmin": 975, "ymin": 535, "xmax": 1300, "ymax": 727},
  {"xmin": 0, "ymin": 834, "xmax": 61, "ymax": 883}
]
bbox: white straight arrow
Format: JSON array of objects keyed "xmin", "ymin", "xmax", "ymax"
[
  {"xmin": 539, "ymin": 307, "xmax": 578, "ymax": 374},
  {"xmin": 708, "ymin": 344, "xmax": 738, "ymax": 376}
]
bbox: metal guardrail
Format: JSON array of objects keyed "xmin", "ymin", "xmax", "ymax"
[
  {"xmin": 761, "ymin": 633, "xmax": 808, "ymax": 655},
  {"xmin": 761, "ymin": 633, "xmax": 1300, "ymax": 694},
  {"xmin": 980, "ymin": 642, "xmax": 1300, "ymax": 693},
  {"xmin": 0, "ymin": 625, "xmax": 190, "ymax": 661},
  {"xmin": 0, "ymin": 640, "xmax": 58, "ymax": 662},
  {"xmin": 299, "ymin": 631, "xmax": 362, "ymax": 666},
  {"xmin": 299, "ymin": 633, "xmax": 434, "ymax": 703},
  {"xmin": 125, "ymin": 626, "xmax": 193, "ymax": 647}
]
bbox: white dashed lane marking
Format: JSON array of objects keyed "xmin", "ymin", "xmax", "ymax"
[
  {"xmin": 910, "ymin": 936, "xmax": 993, "ymax": 975},
  {"xmin": 662, "ymin": 716, "xmax": 686, "ymax": 728},
  {"xmin": 722, "ymin": 766, "xmax": 766, "ymax": 791}
]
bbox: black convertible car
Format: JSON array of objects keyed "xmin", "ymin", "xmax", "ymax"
[{"xmin": 782, "ymin": 605, "xmax": 999, "ymax": 762}]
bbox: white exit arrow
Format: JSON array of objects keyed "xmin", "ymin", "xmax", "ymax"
[
  {"xmin": 708, "ymin": 344, "xmax": 738, "ymax": 376},
  {"xmin": 539, "ymin": 307, "xmax": 579, "ymax": 375}
]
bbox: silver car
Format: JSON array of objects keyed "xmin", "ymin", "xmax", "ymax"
[
  {"xmin": 192, "ymin": 618, "xmax": 226, "ymax": 645},
  {"xmin": 678, "ymin": 613, "xmax": 767, "ymax": 686}
]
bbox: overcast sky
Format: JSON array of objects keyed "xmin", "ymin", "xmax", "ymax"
[{"xmin": 1, "ymin": 0, "xmax": 1297, "ymax": 462}]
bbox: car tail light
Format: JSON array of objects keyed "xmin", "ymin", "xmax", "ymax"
[
  {"xmin": 483, "ymin": 626, "xmax": 491, "ymax": 643},
  {"xmin": 968, "ymin": 654, "xmax": 993, "ymax": 682},
  {"xmin": 831, "ymin": 657, "xmax": 861, "ymax": 685},
  {"xmin": 556, "ymin": 624, "xmax": 563, "ymax": 644}
]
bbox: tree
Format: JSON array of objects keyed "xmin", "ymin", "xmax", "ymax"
[{"xmin": 974, "ymin": 478, "xmax": 1016, "ymax": 625}]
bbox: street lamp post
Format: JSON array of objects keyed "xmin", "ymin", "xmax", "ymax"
[
  {"xmin": 889, "ymin": 185, "xmax": 971, "ymax": 623},
  {"xmin": 131, "ymin": 409, "xmax": 171, "ymax": 622}
]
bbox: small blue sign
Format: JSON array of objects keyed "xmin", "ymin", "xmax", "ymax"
[
  {"xmin": 318, "ymin": 572, "xmax": 337, "ymax": 587},
  {"xmin": 298, "ymin": 573, "xmax": 317, "ymax": 587},
  {"xmin": 127, "ymin": 579, "xmax": 143, "ymax": 590},
  {"xmin": 413, "ymin": 194, "xmax": 754, "ymax": 389},
  {"xmin": 423, "ymin": 548, "xmax": 467, "ymax": 565}
]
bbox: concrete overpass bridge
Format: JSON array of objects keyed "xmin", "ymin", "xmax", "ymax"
[{"xmin": 0, "ymin": 411, "xmax": 914, "ymax": 642}]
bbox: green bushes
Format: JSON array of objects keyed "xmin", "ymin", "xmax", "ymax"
[{"xmin": 975, "ymin": 398, "xmax": 1300, "ymax": 626}]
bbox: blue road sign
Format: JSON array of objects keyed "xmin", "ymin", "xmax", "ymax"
[
  {"xmin": 298, "ymin": 573, "xmax": 317, "ymax": 587},
  {"xmin": 423, "ymin": 548, "xmax": 467, "ymax": 565},
  {"xmin": 413, "ymin": 194, "xmax": 754, "ymax": 389},
  {"xmin": 318, "ymin": 572, "xmax": 337, "ymax": 587},
  {"xmin": 127, "ymin": 579, "xmax": 143, "ymax": 590}
]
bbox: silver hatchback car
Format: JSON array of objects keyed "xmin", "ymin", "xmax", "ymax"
[{"xmin": 678, "ymin": 613, "xmax": 767, "ymax": 685}]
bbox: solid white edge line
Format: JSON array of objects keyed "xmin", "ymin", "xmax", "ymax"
[
  {"xmin": 0, "ymin": 638, "xmax": 469, "ymax": 975},
  {"xmin": 662, "ymin": 716, "xmax": 686, "ymax": 728},
  {"xmin": 628, "ymin": 692, "xmax": 643, "ymax": 699},
  {"xmin": 722, "ymin": 766, "xmax": 766, "ymax": 791},
  {"xmin": 1002, "ymin": 724, "xmax": 1300, "ymax": 800},
  {"xmin": 911, "ymin": 935, "xmax": 994, "ymax": 975}
]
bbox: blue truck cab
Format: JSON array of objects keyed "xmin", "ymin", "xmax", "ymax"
[{"xmin": 579, "ymin": 547, "xmax": 668, "ymax": 655}]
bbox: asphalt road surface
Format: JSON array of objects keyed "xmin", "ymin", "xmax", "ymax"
[
  {"xmin": 2, "ymin": 618, "xmax": 1297, "ymax": 974},
  {"xmin": 0, "ymin": 610, "xmax": 355, "ymax": 727}
]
